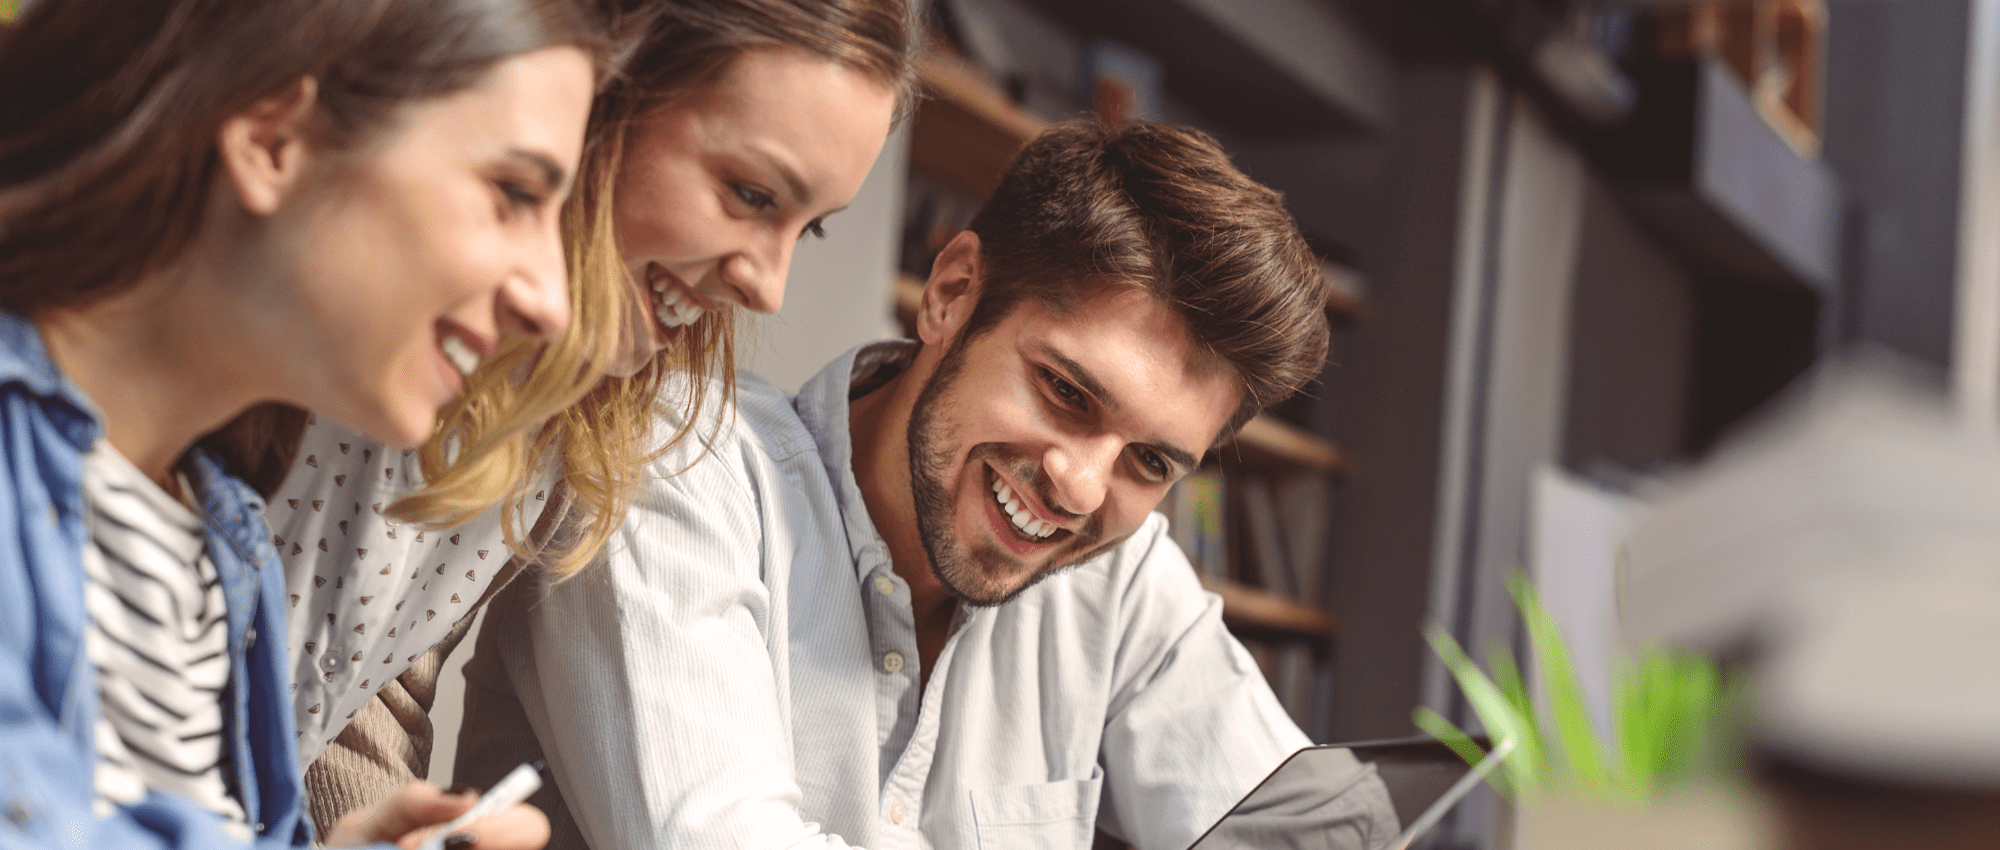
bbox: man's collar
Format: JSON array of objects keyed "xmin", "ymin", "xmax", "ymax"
[{"xmin": 793, "ymin": 340, "xmax": 918, "ymax": 570}]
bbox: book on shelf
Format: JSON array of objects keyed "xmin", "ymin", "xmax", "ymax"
[
  {"xmin": 1239, "ymin": 638, "xmax": 1320, "ymax": 734},
  {"xmin": 1272, "ymin": 473, "xmax": 1331, "ymax": 605},
  {"xmin": 1233, "ymin": 474, "xmax": 1297, "ymax": 599},
  {"xmin": 1164, "ymin": 468, "xmax": 1229, "ymax": 581},
  {"xmin": 1079, "ymin": 39, "xmax": 1162, "ymax": 127},
  {"xmin": 897, "ymin": 173, "xmax": 981, "ymax": 284}
]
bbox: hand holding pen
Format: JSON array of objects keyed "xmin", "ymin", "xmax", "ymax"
[{"xmin": 325, "ymin": 763, "xmax": 551, "ymax": 850}]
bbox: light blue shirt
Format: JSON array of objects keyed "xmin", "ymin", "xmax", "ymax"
[{"xmin": 471, "ymin": 342, "xmax": 1396, "ymax": 850}]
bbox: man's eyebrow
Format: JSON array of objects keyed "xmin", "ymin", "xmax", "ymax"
[
  {"xmin": 1040, "ymin": 345, "xmax": 1202, "ymax": 471},
  {"xmin": 506, "ymin": 148, "xmax": 569, "ymax": 194}
]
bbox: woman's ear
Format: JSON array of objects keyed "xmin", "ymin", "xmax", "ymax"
[
  {"xmin": 918, "ymin": 230, "xmax": 984, "ymax": 347},
  {"xmin": 215, "ymin": 77, "xmax": 320, "ymax": 216}
]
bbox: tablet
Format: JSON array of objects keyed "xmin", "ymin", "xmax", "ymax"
[{"xmin": 1185, "ymin": 736, "xmax": 1514, "ymax": 850}]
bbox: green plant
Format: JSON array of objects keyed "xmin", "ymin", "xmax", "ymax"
[{"xmin": 1413, "ymin": 571, "xmax": 1728, "ymax": 803}]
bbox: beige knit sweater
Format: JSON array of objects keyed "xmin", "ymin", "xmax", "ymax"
[{"xmin": 300, "ymin": 487, "xmax": 570, "ymax": 836}]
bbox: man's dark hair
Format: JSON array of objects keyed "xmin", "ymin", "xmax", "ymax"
[{"xmin": 961, "ymin": 119, "xmax": 1329, "ymax": 437}]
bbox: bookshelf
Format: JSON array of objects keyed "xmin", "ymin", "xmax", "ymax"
[
  {"xmin": 1202, "ymin": 577, "xmax": 1340, "ymax": 640},
  {"xmin": 908, "ymin": 52, "xmax": 1367, "ymax": 324}
]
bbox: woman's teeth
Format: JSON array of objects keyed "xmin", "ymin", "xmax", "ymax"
[
  {"xmin": 440, "ymin": 335, "xmax": 480, "ymax": 377},
  {"xmin": 650, "ymin": 269, "xmax": 706, "ymax": 328},
  {"xmin": 992, "ymin": 478, "xmax": 1056, "ymax": 540}
]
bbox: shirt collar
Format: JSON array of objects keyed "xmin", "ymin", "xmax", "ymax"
[
  {"xmin": 793, "ymin": 340, "xmax": 918, "ymax": 571},
  {"xmin": 0, "ymin": 310, "xmax": 105, "ymax": 449}
]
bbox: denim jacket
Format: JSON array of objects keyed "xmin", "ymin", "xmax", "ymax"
[{"xmin": 0, "ymin": 311, "xmax": 312, "ymax": 849}]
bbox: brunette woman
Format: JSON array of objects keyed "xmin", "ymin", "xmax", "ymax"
[
  {"xmin": 0, "ymin": 0, "xmax": 602, "ymax": 846},
  {"xmin": 266, "ymin": 0, "xmax": 919, "ymax": 834}
]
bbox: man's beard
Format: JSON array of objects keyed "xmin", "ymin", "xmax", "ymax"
[{"xmin": 906, "ymin": 343, "xmax": 1112, "ymax": 607}]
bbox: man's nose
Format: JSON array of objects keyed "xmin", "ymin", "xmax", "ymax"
[{"xmin": 1043, "ymin": 437, "xmax": 1121, "ymax": 517}]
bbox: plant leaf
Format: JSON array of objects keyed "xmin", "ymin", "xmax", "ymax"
[
  {"xmin": 1423, "ymin": 624, "xmax": 1536, "ymax": 794},
  {"xmin": 1509, "ymin": 570, "xmax": 1613, "ymax": 791},
  {"xmin": 1414, "ymin": 705, "xmax": 1516, "ymax": 801}
]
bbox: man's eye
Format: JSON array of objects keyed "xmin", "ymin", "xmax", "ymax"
[
  {"xmin": 1139, "ymin": 448, "xmax": 1169, "ymax": 478},
  {"xmin": 733, "ymin": 184, "xmax": 775, "ymax": 211},
  {"xmin": 1047, "ymin": 373, "xmax": 1082, "ymax": 403}
]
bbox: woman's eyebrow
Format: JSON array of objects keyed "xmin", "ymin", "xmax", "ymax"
[
  {"xmin": 504, "ymin": 148, "xmax": 569, "ymax": 194},
  {"xmin": 747, "ymin": 148, "xmax": 812, "ymax": 206}
]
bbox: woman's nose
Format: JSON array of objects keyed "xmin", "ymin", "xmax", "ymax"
[
  {"xmin": 718, "ymin": 239, "xmax": 794, "ymax": 314},
  {"xmin": 495, "ymin": 233, "xmax": 571, "ymax": 340}
]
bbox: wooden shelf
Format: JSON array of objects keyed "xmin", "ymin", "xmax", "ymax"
[
  {"xmin": 893, "ymin": 277, "xmax": 1347, "ymax": 474},
  {"xmin": 1201, "ymin": 577, "xmax": 1339, "ymax": 640},
  {"xmin": 1322, "ymin": 260, "xmax": 1367, "ymax": 319},
  {"xmin": 1010, "ymin": 0, "xmax": 1390, "ymax": 137},
  {"xmin": 910, "ymin": 52, "xmax": 1048, "ymax": 199},
  {"xmin": 1229, "ymin": 416, "xmax": 1347, "ymax": 474}
]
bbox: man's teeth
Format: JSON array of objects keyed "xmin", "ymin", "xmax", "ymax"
[
  {"xmin": 650, "ymin": 272, "xmax": 706, "ymax": 328},
  {"xmin": 441, "ymin": 335, "xmax": 479, "ymax": 377},
  {"xmin": 991, "ymin": 478, "xmax": 1055, "ymax": 540}
]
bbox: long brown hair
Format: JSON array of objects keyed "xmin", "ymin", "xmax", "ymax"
[
  {"xmin": 389, "ymin": 0, "xmax": 922, "ymax": 577},
  {"xmin": 0, "ymin": 0, "xmax": 606, "ymax": 315}
]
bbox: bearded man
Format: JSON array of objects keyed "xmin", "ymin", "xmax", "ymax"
[{"xmin": 457, "ymin": 120, "xmax": 1399, "ymax": 850}]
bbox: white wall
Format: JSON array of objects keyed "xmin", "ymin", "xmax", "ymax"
[
  {"xmin": 740, "ymin": 124, "xmax": 912, "ymax": 392},
  {"xmin": 1956, "ymin": 0, "xmax": 2000, "ymax": 433}
]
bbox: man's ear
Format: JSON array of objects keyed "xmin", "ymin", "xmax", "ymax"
[
  {"xmin": 918, "ymin": 230, "xmax": 983, "ymax": 347},
  {"xmin": 215, "ymin": 77, "xmax": 320, "ymax": 216}
]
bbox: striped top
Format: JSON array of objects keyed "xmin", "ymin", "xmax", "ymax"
[{"xmin": 78, "ymin": 442, "xmax": 249, "ymax": 832}]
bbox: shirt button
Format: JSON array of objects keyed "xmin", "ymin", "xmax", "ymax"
[
  {"xmin": 246, "ymin": 628, "xmax": 257, "ymax": 649},
  {"xmin": 319, "ymin": 651, "xmax": 343, "ymax": 673},
  {"xmin": 255, "ymin": 822, "xmax": 266, "ymax": 834},
  {"xmin": 881, "ymin": 651, "xmax": 905, "ymax": 673},
  {"xmin": 889, "ymin": 802, "xmax": 906, "ymax": 824},
  {"xmin": 873, "ymin": 576, "xmax": 895, "ymax": 595}
]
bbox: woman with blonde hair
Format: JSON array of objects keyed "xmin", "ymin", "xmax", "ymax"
[
  {"xmin": 264, "ymin": 0, "xmax": 920, "ymax": 834},
  {"xmin": 0, "ymin": 0, "xmax": 605, "ymax": 847}
]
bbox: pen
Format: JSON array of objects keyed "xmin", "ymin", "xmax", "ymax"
[{"xmin": 416, "ymin": 761, "xmax": 544, "ymax": 850}]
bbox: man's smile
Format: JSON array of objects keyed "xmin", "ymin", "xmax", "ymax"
[{"xmin": 980, "ymin": 463, "xmax": 1065, "ymax": 556}]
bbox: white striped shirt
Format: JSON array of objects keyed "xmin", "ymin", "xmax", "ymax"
[{"xmin": 79, "ymin": 442, "xmax": 248, "ymax": 832}]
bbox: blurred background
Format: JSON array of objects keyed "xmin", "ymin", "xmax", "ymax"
[{"xmin": 735, "ymin": 0, "xmax": 2000, "ymax": 846}]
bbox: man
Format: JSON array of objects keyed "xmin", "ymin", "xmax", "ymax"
[{"xmin": 456, "ymin": 121, "xmax": 1399, "ymax": 850}]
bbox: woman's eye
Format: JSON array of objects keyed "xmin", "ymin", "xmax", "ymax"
[
  {"xmin": 496, "ymin": 181, "xmax": 542, "ymax": 216},
  {"xmin": 733, "ymin": 183, "xmax": 775, "ymax": 211},
  {"xmin": 800, "ymin": 219, "xmax": 828, "ymax": 241}
]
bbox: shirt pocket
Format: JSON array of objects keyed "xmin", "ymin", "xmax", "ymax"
[{"xmin": 968, "ymin": 769, "xmax": 1105, "ymax": 850}]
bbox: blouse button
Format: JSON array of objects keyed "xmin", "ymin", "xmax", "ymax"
[
  {"xmin": 881, "ymin": 651, "xmax": 905, "ymax": 673},
  {"xmin": 889, "ymin": 802, "xmax": 906, "ymax": 824},
  {"xmin": 319, "ymin": 651, "xmax": 343, "ymax": 673}
]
